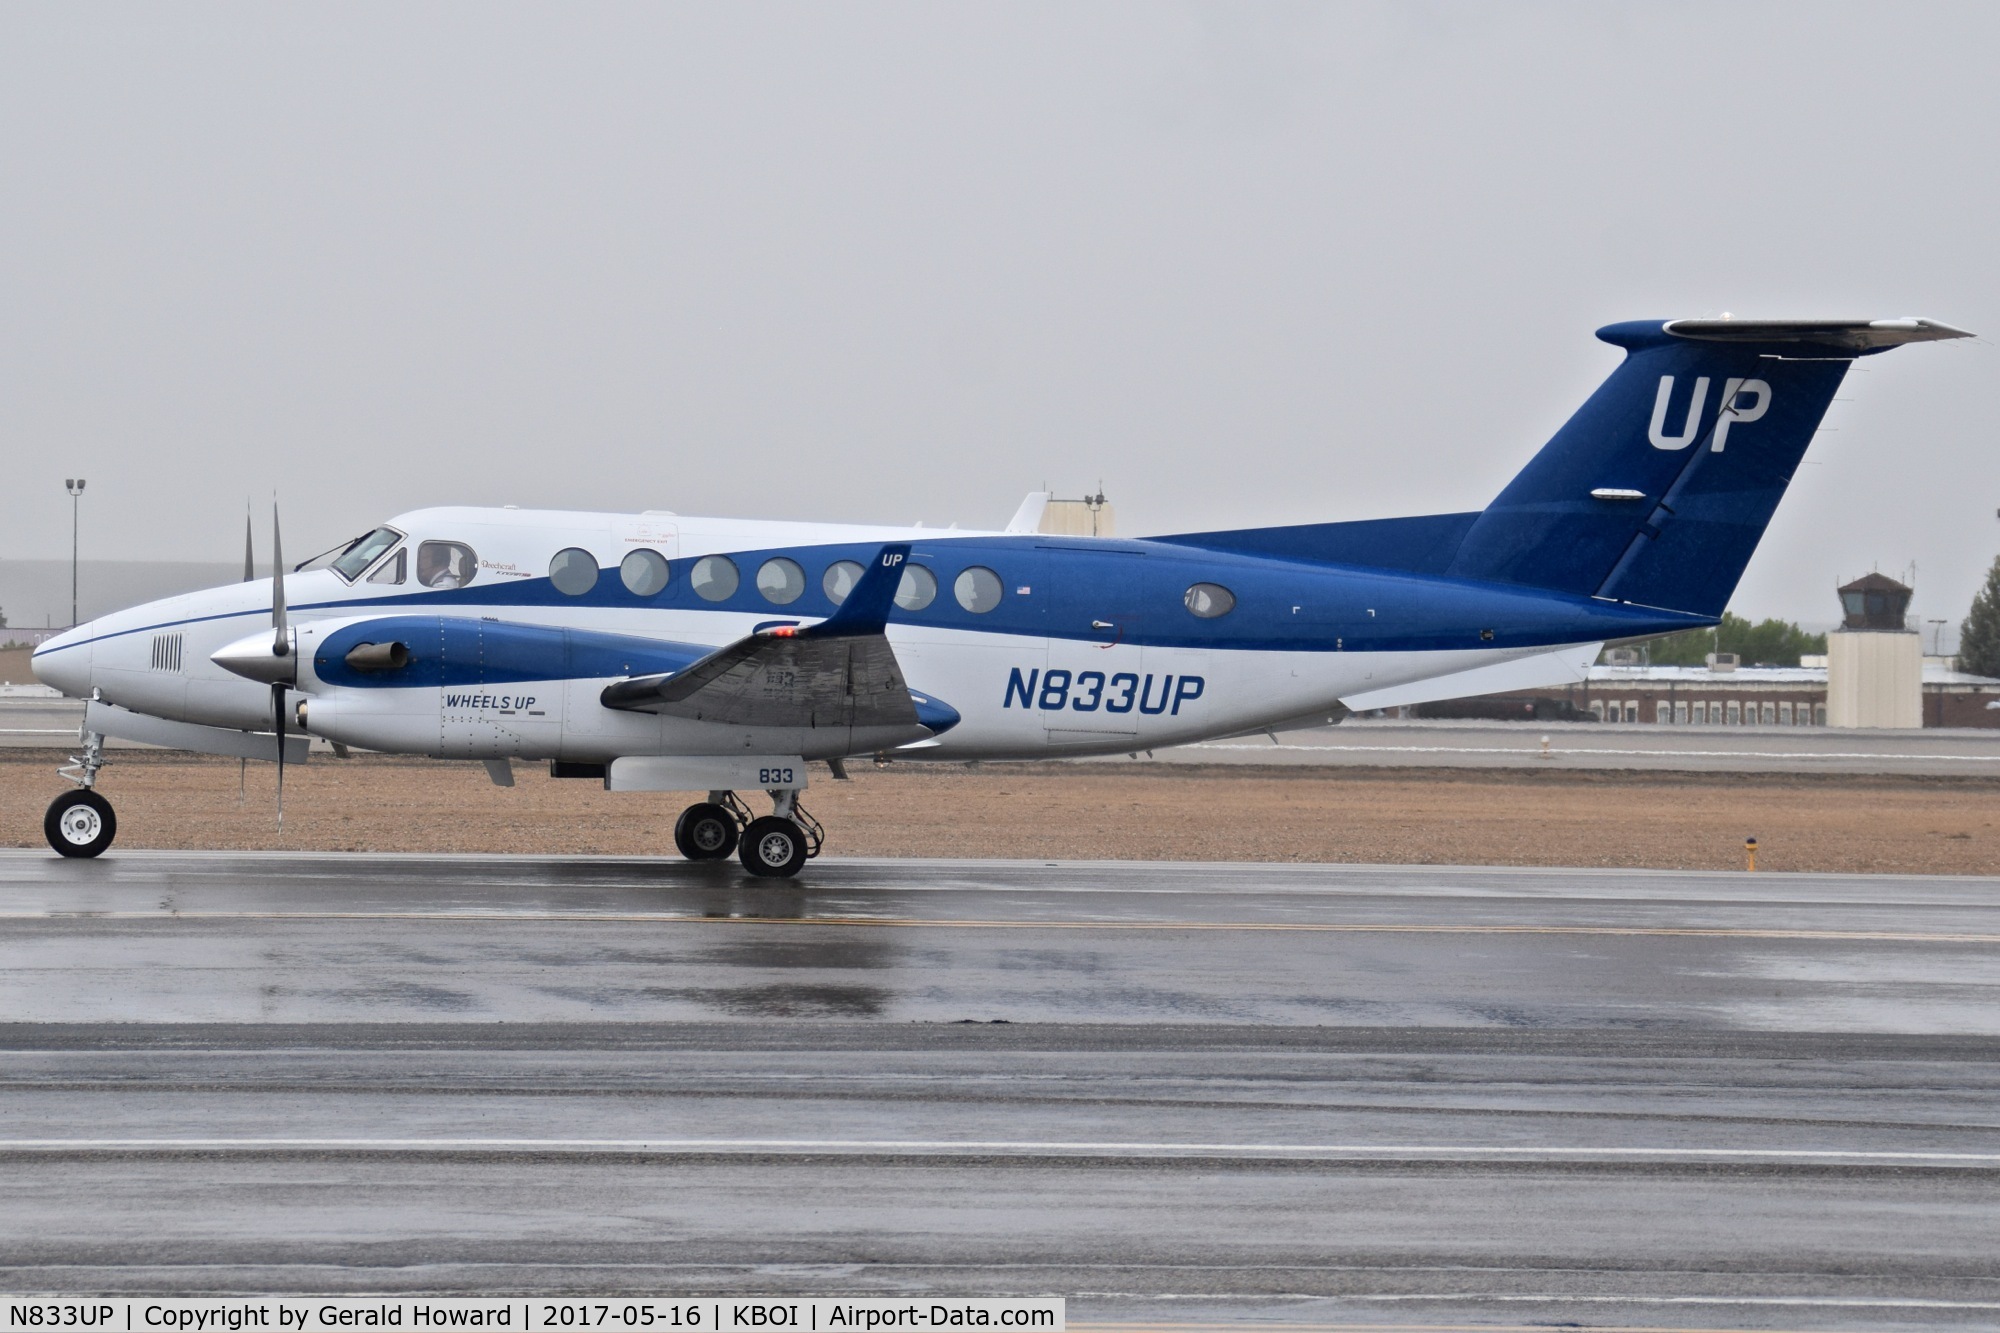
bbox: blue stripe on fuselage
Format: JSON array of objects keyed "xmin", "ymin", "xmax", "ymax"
[
  {"xmin": 39, "ymin": 533, "xmax": 1712, "ymax": 662},
  {"xmin": 314, "ymin": 618, "xmax": 708, "ymax": 689}
]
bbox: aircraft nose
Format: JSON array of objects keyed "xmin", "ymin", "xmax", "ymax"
[{"xmin": 30, "ymin": 624, "xmax": 95, "ymax": 698}]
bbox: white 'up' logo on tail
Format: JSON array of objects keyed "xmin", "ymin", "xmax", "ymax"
[{"xmin": 1649, "ymin": 375, "xmax": 1771, "ymax": 451}]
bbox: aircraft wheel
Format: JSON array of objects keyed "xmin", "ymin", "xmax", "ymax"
[
  {"xmin": 674, "ymin": 802, "xmax": 739, "ymax": 861},
  {"xmin": 45, "ymin": 790, "xmax": 116, "ymax": 859},
  {"xmin": 739, "ymin": 816, "xmax": 808, "ymax": 878}
]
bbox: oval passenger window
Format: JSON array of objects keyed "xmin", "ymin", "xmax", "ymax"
[
  {"xmin": 822, "ymin": 560, "xmax": 864, "ymax": 605},
  {"xmin": 416, "ymin": 541, "xmax": 478, "ymax": 590},
  {"xmin": 894, "ymin": 565, "xmax": 937, "ymax": 612},
  {"xmin": 757, "ymin": 557, "xmax": 806, "ymax": 605},
  {"xmin": 1184, "ymin": 582, "xmax": 1235, "ymax": 618},
  {"xmin": 620, "ymin": 549, "xmax": 670, "ymax": 597},
  {"xmin": 690, "ymin": 554, "xmax": 740, "ymax": 602},
  {"xmin": 953, "ymin": 566, "xmax": 1002, "ymax": 613},
  {"xmin": 548, "ymin": 548, "xmax": 599, "ymax": 597}
]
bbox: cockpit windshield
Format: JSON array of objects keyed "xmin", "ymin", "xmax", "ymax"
[{"xmin": 329, "ymin": 527, "xmax": 404, "ymax": 582}]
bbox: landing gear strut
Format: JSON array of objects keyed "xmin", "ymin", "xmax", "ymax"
[
  {"xmin": 46, "ymin": 730, "xmax": 115, "ymax": 858},
  {"xmin": 671, "ymin": 786, "xmax": 823, "ymax": 878}
]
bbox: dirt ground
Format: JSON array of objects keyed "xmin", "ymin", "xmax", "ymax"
[{"xmin": 4, "ymin": 748, "xmax": 1998, "ymax": 874}]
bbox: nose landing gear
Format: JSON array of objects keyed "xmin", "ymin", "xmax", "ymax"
[
  {"xmin": 671, "ymin": 786, "xmax": 823, "ymax": 878},
  {"xmin": 46, "ymin": 729, "xmax": 115, "ymax": 858}
]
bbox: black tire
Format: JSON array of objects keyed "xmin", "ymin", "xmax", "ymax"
[
  {"xmin": 738, "ymin": 816, "xmax": 808, "ymax": 878},
  {"xmin": 45, "ymin": 789, "xmax": 116, "ymax": 859},
  {"xmin": 673, "ymin": 802, "xmax": 739, "ymax": 861}
]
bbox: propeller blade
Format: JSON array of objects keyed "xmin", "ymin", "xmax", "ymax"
[
  {"xmin": 271, "ymin": 501, "xmax": 289, "ymax": 656},
  {"xmin": 272, "ymin": 681, "xmax": 286, "ymax": 829},
  {"xmin": 243, "ymin": 503, "xmax": 254, "ymax": 583},
  {"xmin": 270, "ymin": 500, "xmax": 289, "ymax": 829}
]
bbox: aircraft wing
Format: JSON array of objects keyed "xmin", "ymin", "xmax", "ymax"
[{"xmin": 600, "ymin": 544, "xmax": 924, "ymax": 730}]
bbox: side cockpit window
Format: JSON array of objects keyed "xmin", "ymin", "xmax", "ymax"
[
  {"xmin": 367, "ymin": 548, "xmax": 407, "ymax": 585},
  {"xmin": 329, "ymin": 527, "xmax": 403, "ymax": 582},
  {"xmin": 418, "ymin": 540, "xmax": 477, "ymax": 589}
]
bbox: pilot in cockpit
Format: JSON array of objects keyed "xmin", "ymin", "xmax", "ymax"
[{"xmin": 417, "ymin": 540, "xmax": 474, "ymax": 589}]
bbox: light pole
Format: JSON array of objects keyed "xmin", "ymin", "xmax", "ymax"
[{"xmin": 64, "ymin": 478, "xmax": 85, "ymax": 627}]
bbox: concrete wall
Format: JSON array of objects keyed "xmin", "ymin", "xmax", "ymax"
[{"xmin": 1827, "ymin": 630, "xmax": 1922, "ymax": 728}]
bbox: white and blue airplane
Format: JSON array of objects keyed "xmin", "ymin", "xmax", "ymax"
[{"xmin": 31, "ymin": 316, "xmax": 1969, "ymax": 874}]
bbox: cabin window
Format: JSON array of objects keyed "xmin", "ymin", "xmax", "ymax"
[
  {"xmin": 548, "ymin": 548, "xmax": 599, "ymax": 597},
  {"xmin": 757, "ymin": 557, "xmax": 807, "ymax": 605},
  {"xmin": 1184, "ymin": 583, "xmax": 1235, "ymax": 619},
  {"xmin": 954, "ymin": 567, "xmax": 1003, "ymax": 613},
  {"xmin": 367, "ymin": 549, "xmax": 406, "ymax": 585},
  {"xmin": 620, "ymin": 549, "xmax": 669, "ymax": 597},
  {"xmin": 691, "ymin": 554, "xmax": 739, "ymax": 602},
  {"xmin": 331, "ymin": 528, "xmax": 402, "ymax": 582},
  {"xmin": 822, "ymin": 560, "xmax": 864, "ymax": 605},
  {"xmin": 894, "ymin": 564, "xmax": 937, "ymax": 612},
  {"xmin": 417, "ymin": 541, "xmax": 476, "ymax": 589}
]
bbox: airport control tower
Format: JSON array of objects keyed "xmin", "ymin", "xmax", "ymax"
[{"xmin": 1826, "ymin": 572, "xmax": 1922, "ymax": 728}]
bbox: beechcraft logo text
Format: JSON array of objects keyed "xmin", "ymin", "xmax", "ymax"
[{"xmin": 1648, "ymin": 375, "xmax": 1771, "ymax": 451}]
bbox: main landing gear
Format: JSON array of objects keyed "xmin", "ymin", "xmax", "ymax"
[
  {"xmin": 46, "ymin": 730, "xmax": 115, "ymax": 859},
  {"xmin": 672, "ymin": 788, "xmax": 824, "ymax": 878}
]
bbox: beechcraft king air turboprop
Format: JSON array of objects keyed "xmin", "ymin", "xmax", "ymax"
[{"xmin": 31, "ymin": 317, "xmax": 1971, "ymax": 874}]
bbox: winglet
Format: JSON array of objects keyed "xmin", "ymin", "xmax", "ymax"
[{"xmin": 807, "ymin": 544, "xmax": 912, "ymax": 638}]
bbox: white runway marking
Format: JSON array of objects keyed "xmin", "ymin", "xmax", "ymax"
[{"xmin": 7, "ymin": 1137, "xmax": 2000, "ymax": 1164}]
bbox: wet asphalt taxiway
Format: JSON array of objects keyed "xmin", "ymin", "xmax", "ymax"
[{"xmin": 2, "ymin": 849, "xmax": 1999, "ymax": 1327}]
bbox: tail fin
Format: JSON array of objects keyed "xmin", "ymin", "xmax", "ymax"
[{"xmin": 1445, "ymin": 318, "xmax": 1968, "ymax": 617}]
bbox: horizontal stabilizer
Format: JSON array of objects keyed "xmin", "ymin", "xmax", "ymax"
[
  {"xmin": 1663, "ymin": 317, "xmax": 1972, "ymax": 350},
  {"xmin": 1340, "ymin": 642, "xmax": 1602, "ymax": 712}
]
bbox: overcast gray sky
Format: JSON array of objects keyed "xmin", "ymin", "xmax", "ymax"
[{"xmin": 3, "ymin": 2, "xmax": 1994, "ymax": 627}]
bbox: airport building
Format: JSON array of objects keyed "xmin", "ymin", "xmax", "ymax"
[{"xmin": 1417, "ymin": 573, "xmax": 2000, "ymax": 728}]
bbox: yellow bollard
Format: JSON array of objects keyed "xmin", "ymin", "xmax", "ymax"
[{"xmin": 1745, "ymin": 837, "xmax": 1758, "ymax": 872}]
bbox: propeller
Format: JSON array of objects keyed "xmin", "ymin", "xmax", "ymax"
[
  {"xmin": 207, "ymin": 503, "xmax": 300, "ymax": 823},
  {"xmin": 270, "ymin": 501, "xmax": 291, "ymax": 829},
  {"xmin": 240, "ymin": 501, "xmax": 253, "ymax": 800}
]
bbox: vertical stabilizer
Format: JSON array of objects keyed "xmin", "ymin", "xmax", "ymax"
[{"xmin": 1444, "ymin": 318, "xmax": 1967, "ymax": 617}]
